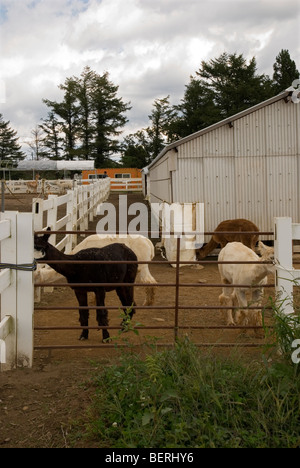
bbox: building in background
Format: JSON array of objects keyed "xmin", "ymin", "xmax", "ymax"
[
  {"xmin": 82, "ymin": 168, "xmax": 142, "ymax": 191},
  {"xmin": 145, "ymin": 90, "xmax": 300, "ymax": 241}
]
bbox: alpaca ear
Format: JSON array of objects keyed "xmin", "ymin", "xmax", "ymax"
[
  {"xmin": 258, "ymin": 241, "xmax": 267, "ymax": 254},
  {"xmin": 43, "ymin": 227, "xmax": 51, "ymax": 242}
]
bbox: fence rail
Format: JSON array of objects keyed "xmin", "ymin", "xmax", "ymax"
[
  {"xmin": 33, "ymin": 179, "xmax": 110, "ymax": 252},
  {"xmin": 33, "ymin": 218, "xmax": 299, "ymax": 352},
  {"xmin": 81, "ymin": 178, "xmax": 142, "ymax": 191},
  {"xmin": 1, "ymin": 216, "xmax": 299, "ymax": 369},
  {"xmin": 110, "ymin": 178, "xmax": 142, "ymax": 191}
]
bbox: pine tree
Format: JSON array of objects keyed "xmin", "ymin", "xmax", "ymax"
[
  {"xmin": 197, "ymin": 52, "xmax": 273, "ymax": 118},
  {"xmin": 42, "ymin": 68, "xmax": 131, "ymax": 167},
  {"xmin": 174, "ymin": 77, "xmax": 220, "ymax": 138},
  {"xmin": 148, "ymin": 96, "xmax": 176, "ymax": 159},
  {"xmin": 0, "ymin": 113, "xmax": 25, "ymax": 163},
  {"xmin": 43, "ymin": 77, "xmax": 80, "ymax": 160},
  {"xmin": 90, "ymin": 71, "xmax": 131, "ymax": 167},
  {"xmin": 39, "ymin": 112, "xmax": 64, "ymax": 160},
  {"xmin": 273, "ymin": 49, "xmax": 300, "ymax": 94},
  {"xmin": 77, "ymin": 67, "xmax": 95, "ymax": 161},
  {"xmin": 121, "ymin": 131, "xmax": 152, "ymax": 168}
]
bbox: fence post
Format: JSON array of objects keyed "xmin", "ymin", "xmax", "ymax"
[
  {"xmin": 66, "ymin": 190, "xmax": 75, "ymax": 253},
  {"xmin": 47, "ymin": 195, "xmax": 58, "ymax": 245},
  {"xmin": 89, "ymin": 183, "xmax": 94, "ymax": 222},
  {"xmin": 0, "ymin": 212, "xmax": 17, "ymax": 370},
  {"xmin": 83, "ymin": 185, "xmax": 88, "ymax": 230},
  {"xmin": 16, "ymin": 213, "xmax": 34, "ymax": 367},
  {"xmin": 32, "ymin": 198, "xmax": 44, "ymax": 231},
  {"xmin": 274, "ymin": 217, "xmax": 294, "ymax": 315},
  {"xmin": 174, "ymin": 237, "xmax": 181, "ymax": 341}
]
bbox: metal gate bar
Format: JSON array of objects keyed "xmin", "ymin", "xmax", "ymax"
[{"xmin": 34, "ymin": 230, "xmax": 278, "ymax": 351}]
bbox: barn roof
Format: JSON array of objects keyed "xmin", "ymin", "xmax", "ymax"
[
  {"xmin": 16, "ymin": 160, "xmax": 95, "ymax": 171},
  {"xmin": 148, "ymin": 90, "xmax": 292, "ymax": 170}
]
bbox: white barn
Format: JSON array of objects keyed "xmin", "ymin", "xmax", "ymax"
[{"xmin": 146, "ymin": 91, "xmax": 300, "ymax": 238}]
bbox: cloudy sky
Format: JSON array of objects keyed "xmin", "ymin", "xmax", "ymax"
[{"xmin": 0, "ymin": 0, "xmax": 299, "ymax": 156}]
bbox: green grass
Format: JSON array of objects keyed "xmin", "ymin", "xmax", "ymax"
[
  {"xmin": 84, "ymin": 338, "xmax": 300, "ymax": 448},
  {"xmin": 77, "ymin": 294, "xmax": 300, "ymax": 449}
]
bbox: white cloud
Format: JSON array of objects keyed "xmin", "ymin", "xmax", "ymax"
[{"xmin": 0, "ymin": 0, "xmax": 299, "ymax": 153}]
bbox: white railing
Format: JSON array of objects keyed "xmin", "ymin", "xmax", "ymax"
[
  {"xmin": 274, "ymin": 217, "xmax": 300, "ymax": 315},
  {"xmin": 33, "ymin": 179, "xmax": 110, "ymax": 252},
  {"xmin": 3, "ymin": 179, "xmax": 78, "ymax": 195},
  {"xmin": 110, "ymin": 178, "xmax": 142, "ymax": 191},
  {"xmin": 0, "ymin": 212, "xmax": 34, "ymax": 371},
  {"xmin": 3, "ymin": 177, "xmax": 143, "ymax": 193},
  {"xmin": 33, "ymin": 179, "xmax": 110, "ymax": 302}
]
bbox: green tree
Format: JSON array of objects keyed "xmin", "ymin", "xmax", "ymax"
[
  {"xmin": 197, "ymin": 52, "xmax": 273, "ymax": 118},
  {"xmin": 90, "ymin": 71, "xmax": 131, "ymax": 168},
  {"xmin": 121, "ymin": 97, "xmax": 177, "ymax": 166},
  {"xmin": 173, "ymin": 77, "xmax": 220, "ymax": 138},
  {"xmin": 76, "ymin": 67, "xmax": 95, "ymax": 161},
  {"xmin": 39, "ymin": 112, "xmax": 64, "ymax": 159},
  {"xmin": 43, "ymin": 68, "xmax": 131, "ymax": 167},
  {"xmin": 273, "ymin": 49, "xmax": 300, "ymax": 94},
  {"xmin": 147, "ymin": 96, "xmax": 177, "ymax": 157},
  {"xmin": 121, "ymin": 131, "xmax": 152, "ymax": 168},
  {"xmin": 0, "ymin": 113, "xmax": 25, "ymax": 163},
  {"xmin": 43, "ymin": 77, "xmax": 80, "ymax": 160}
]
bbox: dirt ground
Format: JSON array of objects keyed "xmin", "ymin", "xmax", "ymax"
[{"xmin": 0, "ymin": 191, "xmax": 282, "ymax": 448}]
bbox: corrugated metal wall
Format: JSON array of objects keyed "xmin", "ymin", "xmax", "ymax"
[{"xmin": 149, "ymin": 97, "xmax": 300, "ymax": 237}]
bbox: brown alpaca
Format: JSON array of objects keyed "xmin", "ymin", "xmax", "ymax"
[
  {"xmin": 26, "ymin": 174, "xmax": 40, "ymax": 193},
  {"xmin": 197, "ymin": 219, "xmax": 259, "ymax": 259}
]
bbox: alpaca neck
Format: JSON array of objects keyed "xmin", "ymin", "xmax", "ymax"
[
  {"xmin": 252, "ymin": 262, "xmax": 269, "ymax": 284},
  {"xmin": 44, "ymin": 243, "xmax": 74, "ymax": 278}
]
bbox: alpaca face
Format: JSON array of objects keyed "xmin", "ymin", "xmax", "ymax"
[
  {"xmin": 34, "ymin": 231, "xmax": 51, "ymax": 260},
  {"xmin": 257, "ymin": 242, "xmax": 275, "ymax": 273}
]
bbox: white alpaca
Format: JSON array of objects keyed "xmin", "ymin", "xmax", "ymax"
[
  {"xmin": 35, "ymin": 234, "xmax": 157, "ymax": 306},
  {"xmin": 218, "ymin": 241, "xmax": 275, "ymax": 330}
]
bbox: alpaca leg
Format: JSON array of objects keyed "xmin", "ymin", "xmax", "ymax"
[
  {"xmin": 145, "ymin": 286, "xmax": 155, "ymax": 306},
  {"xmin": 95, "ymin": 289, "xmax": 110, "ymax": 342},
  {"xmin": 219, "ymin": 287, "xmax": 234, "ymax": 326},
  {"xmin": 232, "ymin": 291, "xmax": 246, "ymax": 325},
  {"xmin": 74, "ymin": 289, "xmax": 89, "ymax": 340},
  {"xmin": 235, "ymin": 289, "xmax": 248, "ymax": 326},
  {"xmin": 138, "ymin": 267, "xmax": 157, "ymax": 306},
  {"xmin": 251, "ymin": 288, "xmax": 264, "ymax": 337}
]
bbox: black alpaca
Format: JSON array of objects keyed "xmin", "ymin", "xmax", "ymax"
[{"xmin": 34, "ymin": 230, "xmax": 138, "ymax": 341}]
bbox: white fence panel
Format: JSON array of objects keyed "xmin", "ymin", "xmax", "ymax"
[
  {"xmin": 33, "ymin": 179, "xmax": 110, "ymax": 301},
  {"xmin": 32, "ymin": 179, "xmax": 110, "ymax": 252},
  {"xmin": 274, "ymin": 217, "xmax": 300, "ymax": 315},
  {"xmin": 0, "ymin": 212, "xmax": 34, "ymax": 371},
  {"xmin": 4, "ymin": 179, "xmax": 77, "ymax": 195},
  {"xmin": 110, "ymin": 178, "xmax": 142, "ymax": 191}
]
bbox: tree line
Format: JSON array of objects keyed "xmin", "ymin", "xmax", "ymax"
[{"xmin": 0, "ymin": 49, "xmax": 299, "ymax": 168}]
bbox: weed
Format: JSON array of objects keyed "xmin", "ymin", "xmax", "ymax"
[{"xmin": 84, "ymin": 339, "xmax": 300, "ymax": 448}]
